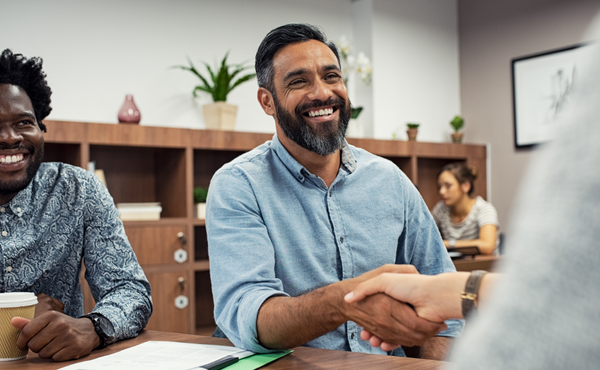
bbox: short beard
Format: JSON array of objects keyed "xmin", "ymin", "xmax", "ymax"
[
  {"xmin": 0, "ymin": 145, "xmax": 44, "ymax": 196},
  {"xmin": 274, "ymin": 93, "xmax": 351, "ymax": 156}
]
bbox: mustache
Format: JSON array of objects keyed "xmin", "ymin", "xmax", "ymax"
[
  {"xmin": 295, "ymin": 97, "xmax": 347, "ymax": 115},
  {"xmin": 0, "ymin": 143, "xmax": 31, "ymax": 151}
]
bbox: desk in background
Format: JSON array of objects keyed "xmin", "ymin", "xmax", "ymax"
[
  {"xmin": 453, "ymin": 255, "xmax": 501, "ymax": 272},
  {"xmin": 5, "ymin": 330, "xmax": 444, "ymax": 370}
]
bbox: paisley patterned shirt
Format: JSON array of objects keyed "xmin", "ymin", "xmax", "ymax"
[{"xmin": 0, "ymin": 162, "xmax": 152, "ymax": 342}]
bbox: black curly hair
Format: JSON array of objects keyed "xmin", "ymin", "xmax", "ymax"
[{"xmin": 0, "ymin": 49, "xmax": 52, "ymax": 132}]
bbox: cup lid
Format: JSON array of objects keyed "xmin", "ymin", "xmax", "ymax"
[{"xmin": 0, "ymin": 292, "xmax": 38, "ymax": 308}]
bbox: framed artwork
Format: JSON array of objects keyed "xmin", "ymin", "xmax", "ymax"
[{"xmin": 511, "ymin": 43, "xmax": 595, "ymax": 148}]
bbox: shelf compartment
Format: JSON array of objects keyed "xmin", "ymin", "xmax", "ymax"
[
  {"xmin": 90, "ymin": 145, "xmax": 187, "ymax": 218},
  {"xmin": 195, "ymin": 271, "xmax": 215, "ymax": 328},
  {"xmin": 194, "ymin": 225, "xmax": 209, "ymax": 262},
  {"xmin": 44, "ymin": 143, "xmax": 82, "ymax": 167}
]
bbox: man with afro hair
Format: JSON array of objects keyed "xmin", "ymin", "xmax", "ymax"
[{"xmin": 0, "ymin": 49, "xmax": 152, "ymax": 361}]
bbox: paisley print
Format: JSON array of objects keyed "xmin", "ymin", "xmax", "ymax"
[{"xmin": 0, "ymin": 162, "xmax": 152, "ymax": 342}]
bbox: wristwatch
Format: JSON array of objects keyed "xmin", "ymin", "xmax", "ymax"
[
  {"xmin": 82, "ymin": 313, "xmax": 116, "ymax": 349},
  {"xmin": 449, "ymin": 238, "xmax": 457, "ymax": 248}
]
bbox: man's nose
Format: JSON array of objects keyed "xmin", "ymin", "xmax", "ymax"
[
  {"xmin": 307, "ymin": 79, "xmax": 333, "ymax": 101},
  {"xmin": 0, "ymin": 126, "xmax": 23, "ymax": 145}
]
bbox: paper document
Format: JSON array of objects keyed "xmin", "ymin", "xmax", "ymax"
[{"xmin": 59, "ymin": 341, "xmax": 254, "ymax": 370}]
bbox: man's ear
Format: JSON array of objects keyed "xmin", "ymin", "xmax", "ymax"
[{"xmin": 257, "ymin": 87, "xmax": 276, "ymax": 117}]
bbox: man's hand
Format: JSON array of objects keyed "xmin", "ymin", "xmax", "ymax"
[
  {"xmin": 34, "ymin": 293, "xmax": 65, "ymax": 318},
  {"xmin": 343, "ymin": 292, "xmax": 446, "ymax": 348},
  {"xmin": 11, "ymin": 311, "xmax": 101, "ymax": 362},
  {"xmin": 338, "ymin": 264, "xmax": 446, "ymax": 348}
]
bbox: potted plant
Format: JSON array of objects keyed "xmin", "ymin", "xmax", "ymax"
[
  {"xmin": 450, "ymin": 115, "xmax": 464, "ymax": 143},
  {"xmin": 193, "ymin": 186, "xmax": 209, "ymax": 220},
  {"xmin": 406, "ymin": 123, "xmax": 420, "ymax": 141},
  {"xmin": 173, "ymin": 52, "xmax": 256, "ymax": 130}
]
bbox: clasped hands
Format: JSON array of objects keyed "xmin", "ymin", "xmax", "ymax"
[
  {"xmin": 10, "ymin": 293, "xmax": 101, "ymax": 362},
  {"xmin": 343, "ymin": 265, "xmax": 449, "ymax": 352}
]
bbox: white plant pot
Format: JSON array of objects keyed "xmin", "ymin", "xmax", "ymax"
[
  {"xmin": 194, "ymin": 203, "xmax": 207, "ymax": 220},
  {"xmin": 203, "ymin": 102, "xmax": 238, "ymax": 131}
]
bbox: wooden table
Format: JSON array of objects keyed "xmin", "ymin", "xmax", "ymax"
[
  {"xmin": 2, "ymin": 330, "xmax": 444, "ymax": 370},
  {"xmin": 453, "ymin": 255, "xmax": 501, "ymax": 272}
]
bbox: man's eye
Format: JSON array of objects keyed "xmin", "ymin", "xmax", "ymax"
[
  {"xmin": 325, "ymin": 73, "xmax": 341, "ymax": 81},
  {"xmin": 288, "ymin": 79, "xmax": 305, "ymax": 87},
  {"xmin": 18, "ymin": 120, "xmax": 34, "ymax": 126}
]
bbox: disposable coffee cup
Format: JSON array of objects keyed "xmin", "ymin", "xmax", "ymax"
[{"xmin": 0, "ymin": 292, "xmax": 37, "ymax": 361}]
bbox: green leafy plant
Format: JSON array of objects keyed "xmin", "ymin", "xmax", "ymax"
[
  {"xmin": 173, "ymin": 52, "xmax": 256, "ymax": 102},
  {"xmin": 450, "ymin": 115, "xmax": 464, "ymax": 132},
  {"xmin": 351, "ymin": 107, "xmax": 363, "ymax": 119},
  {"xmin": 193, "ymin": 187, "xmax": 209, "ymax": 204},
  {"xmin": 406, "ymin": 123, "xmax": 420, "ymax": 129}
]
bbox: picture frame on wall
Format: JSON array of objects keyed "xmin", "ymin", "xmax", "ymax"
[{"xmin": 511, "ymin": 43, "xmax": 595, "ymax": 148}]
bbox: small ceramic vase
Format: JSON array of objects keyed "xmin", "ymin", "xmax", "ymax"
[{"xmin": 118, "ymin": 94, "xmax": 141, "ymax": 124}]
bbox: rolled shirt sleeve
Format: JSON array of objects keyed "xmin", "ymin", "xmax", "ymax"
[{"xmin": 82, "ymin": 172, "xmax": 153, "ymax": 341}]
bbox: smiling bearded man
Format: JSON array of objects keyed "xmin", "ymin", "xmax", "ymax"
[
  {"xmin": 273, "ymin": 92, "xmax": 351, "ymax": 156},
  {"xmin": 207, "ymin": 23, "xmax": 463, "ymax": 360}
]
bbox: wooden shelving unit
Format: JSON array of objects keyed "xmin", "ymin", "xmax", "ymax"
[{"xmin": 43, "ymin": 120, "xmax": 487, "ymax": 335}]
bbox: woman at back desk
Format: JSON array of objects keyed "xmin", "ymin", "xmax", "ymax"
[{"xmin": 432, "ymin": 163, "xmax": 499, "ymax": 255}]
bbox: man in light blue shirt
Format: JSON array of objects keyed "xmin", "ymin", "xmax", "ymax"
[{"xmin": 207, "ymin": 23, "xmax": 462, "ymax": 359}]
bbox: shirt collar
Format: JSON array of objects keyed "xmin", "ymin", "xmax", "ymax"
[{"xmin": 271, "ymin": 134, "xmax": 358, "ymax": 183}]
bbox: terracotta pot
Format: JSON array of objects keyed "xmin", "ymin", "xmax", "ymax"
[
  {"xmin": 451, "ymin": 132, "xmax": 464, "ymax": 144},
  {"xmin": 407, "ymin": 128, "xmax": 418, "ymax": 141},
  {"xmin": 203, "ymin": 102, "xmax": 238, "ymax": 130}
]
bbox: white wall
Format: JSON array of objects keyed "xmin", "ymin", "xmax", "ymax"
[
  {"xmin": 371, "ymin": 0, "xmax": 461, "ymax": 141},
  {"xmin": 458, "ymin": 0, "xmax": 600, "ymax": 231},
  {"xmin": 1, "ymin": 0, "xmax": 352, "ymax": 132},
  {"xmin": 2, "ymin": 0, "xmax": 462, "ymax": 143}
]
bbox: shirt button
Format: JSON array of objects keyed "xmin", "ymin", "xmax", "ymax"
[
  {"xmin": 6, "ymin": 266, "xmax": 12, "ymax": 272},
  {"xmin": 1, "ymin": 231, "xmax": 7, "ymax": 237},
  {"xmin": 351, "ymin": 333, "xmax": 355, "ymax": 339},
  {"xmin": 340, "ymin": 237, "xmax": 344, "ymax": 243},
  {"xmin": 16, "ymin": 207, "xmax": 21, "ymax": 213},
  {"xmin": 298, "ymin": 176, "xmax": 303, "ymax": 180},
  {"xmin": 0, "ymin": 207, "xmax": 4, "ymax": 213}
]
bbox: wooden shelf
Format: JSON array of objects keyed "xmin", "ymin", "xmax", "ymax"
[{"xmin": 44, "ymin": 119, "xmax": 487, "ymax": 335}]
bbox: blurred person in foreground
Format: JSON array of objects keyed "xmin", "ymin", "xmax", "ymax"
[
  {"xmin": 433, "ymin": 163, "xmax": 499, "ymax": 255},
  {"xmin": 346, "ymin": 22, "xmax": 600, "ymax": 369},
  {"xmin": 0, "ymin": 49, "xmax": 152, "ymax": 361}
]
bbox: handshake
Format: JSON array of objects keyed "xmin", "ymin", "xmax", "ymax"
[{"xmin": 342, "ymin": 265, "xmax": 491, "ymax": 352}]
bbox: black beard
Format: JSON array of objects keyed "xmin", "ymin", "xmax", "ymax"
[
  {"xmin": 274, "ymin": 93, "xmax": 351, "ymax": 156},
  {"xmin": 0, "ymin": 145, "xmax": 44, "ymax": 196}
]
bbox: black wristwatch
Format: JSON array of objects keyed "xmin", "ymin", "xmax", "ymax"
[{"xmin": 82, "ymin": 313, "xmax": 116, "ymax": 349}]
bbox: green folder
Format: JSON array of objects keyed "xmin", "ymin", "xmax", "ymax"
[{"xmin": 225, "ymin": 350, "xmax": 292, "ymax": 370}]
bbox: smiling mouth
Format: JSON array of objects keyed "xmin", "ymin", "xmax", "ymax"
[
  {"xmin": 305, "ymin": 107, "xmax": 337, "ymax": 118},
  {"xmin": 0, "ymin": 154, "xmax": 25, "ymax": 164}
]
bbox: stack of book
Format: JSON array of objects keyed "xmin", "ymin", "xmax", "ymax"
[{"xmin": 116, "ymin": 202, "xmax": 162, "ymax": 221}]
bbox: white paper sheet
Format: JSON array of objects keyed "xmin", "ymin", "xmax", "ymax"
[{"xmin": 59, "ymin": 341, "xmax": 253, "ymax": 370}]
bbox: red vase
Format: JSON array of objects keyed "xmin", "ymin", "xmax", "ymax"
[{"xmin": 117, "ymin": 94, "xmax": 141, "ymax": 124}]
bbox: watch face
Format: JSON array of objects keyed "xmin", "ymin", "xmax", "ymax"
[{"xmin": 97, "ymin": 316, "xmax": 116, "ymax": 338}]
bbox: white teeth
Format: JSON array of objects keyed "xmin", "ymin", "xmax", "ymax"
[
  {"xmin": 0, "ymin": 154, "xmax": 23, "ymax": 164},
  {"xmin": 308, "ymin": 108, "xmax": 333, "ymax": 117}
]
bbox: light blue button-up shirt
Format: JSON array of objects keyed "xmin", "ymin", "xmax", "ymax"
[
  {"xmin": 207, "ymin": 135, "xmax": 462, "ymax": 356},
  {"xmin": 0, "ymin": 162, "xmax": 152, "ymax": 342}
]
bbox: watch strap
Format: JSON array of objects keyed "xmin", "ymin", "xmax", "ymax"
[{"xmin": 461, "ymin": 270, "xmax": 487, "ymax": 318}]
